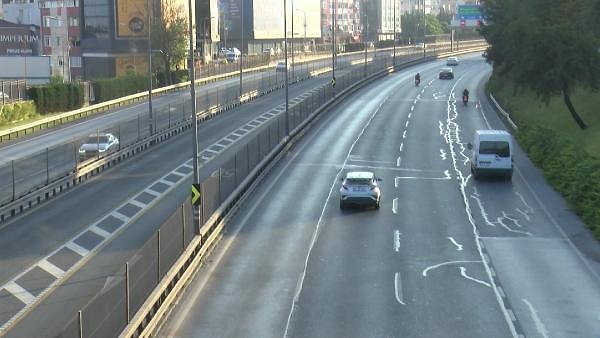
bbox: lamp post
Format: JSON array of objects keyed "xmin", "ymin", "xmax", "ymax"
[
  {"xmin": 201, "ymin": 17, "xmax": 214, "ymax": 65},
  {"xmin": 296, "ymin": 9, "xmax": 306, "ymax": 54},
  {"xmin": 147, "ymin": 0, "xmax": 154, "ymax": 135},
  {"xmin": 239, "ymin": 0, "xmax": 244, "ymax": 97},
  {"xmin": 284, "ymin": 0, "xmax": 289, "ymax": 135},
  {"xmin": 332, "ymin": 0, "xmax": 336, "ymax": 96},
  {"xmin": 291, "ymin": 0, "xmax": 294, "ymax": 80},
  {"xmin": 188, "ymin": 0, "xmax": 200, "ymax": 232},
  {"xmin": 393, "ymin": 0, "xmax": 396, "ymax": 64}
]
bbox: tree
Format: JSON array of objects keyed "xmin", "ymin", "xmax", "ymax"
[
  {"xmin": 480, "ymin": 0, "xmax": 600, "ymax": 129},
  {"xmin": 401, "ymin": 13, "xmax": 444, "ymax": 43},
  {"xmin": 152, "ymin": 0, "xmax": 188, "ymax": 85}
]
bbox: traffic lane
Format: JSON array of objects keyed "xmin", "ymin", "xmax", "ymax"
[
  {"xmin": 0, "ymin": 72, "xmax": 333, "ymax": 286},
  {"xmin": 158, "ymin": 71, "xmax": 414, "ymax": 338},
  {"xmin": 455, "ymin": 62, "xmax": 600, "ymax": 337},
  {"xmin": 287, "ymin": 64, "xmax": 510, "ymax": 337}
]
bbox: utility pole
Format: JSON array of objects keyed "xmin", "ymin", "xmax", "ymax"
[
  {"xmin": 147, "ymin": 0, "xmax": 154, "ymax": 135},
  {"xmin": 284, "ymin": 0, "xmax": 289, "ymax": 135},
  {"xmin": 239, "ymin": 0, "xmax": 244, "ymax": 97},
  {"xmin": 188, "ymin": 0, "xmax": 200, "ymax": 231},
  {"xmin": 332, "ymin": 0, "xmax": 336, "ymax": 96},
  {"xmin": 291, "ymin": 0, "xmax": 294, "ymax": 80}
]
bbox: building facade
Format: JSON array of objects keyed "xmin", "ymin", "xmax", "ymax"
[
  {"xmin": 1, "ymin": 0, "xmax": 41, "ymax": 26},
  {"xmin": 321, "ymin": 0, "xmax": 362, "ymax": 43},
  {"xmin": 39, "ymin": 0, "xmax": 82, "ymax": 80}
]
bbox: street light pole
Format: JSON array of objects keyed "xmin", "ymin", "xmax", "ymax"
[
  {"xmin": 332, "ymin": 0, "xmax": 336, "ymax": 96},
  {"xmin": 393, "ymin": 0, "xmax": 396, "ymax": 65},
  {"xmin": 284, "ymin": 0, "xmax": 289, "ymax": 135},
  {"xmin": 291, "ymin": 0, "xmax": 294, "ymax": 81},
  {"xmin": 188, "ymin": 0, "xmax": 200, "ymax": 232},
  {"xmin": 147, "ymin": 0, "xmax": 154, "ymax": 135},
  {"xmin": 239, "ymin": 0, "xmax": 243, "ymax": 97}
]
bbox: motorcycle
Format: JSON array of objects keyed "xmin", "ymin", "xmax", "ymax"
[
  {"xmin": 415, "ymin": 78, "xmax": 420, "ymax": 86},
  {"xmin": 462, "ymin": 94, "xmax": 469, "ymax": 106}
]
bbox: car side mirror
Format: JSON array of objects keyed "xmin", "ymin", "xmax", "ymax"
[
  {"xmin": 467, "ymin": 143, "xmax": 473, "ymax": 150},
  {"xmin": 377, "ymin": 178, "xmax": 382, "ymax": 182}
]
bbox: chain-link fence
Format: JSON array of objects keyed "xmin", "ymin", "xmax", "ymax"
[{"xmin": 0, "ymin": 80, "xmax": 27, "ymax": 105}]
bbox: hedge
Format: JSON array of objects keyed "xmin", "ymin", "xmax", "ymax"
[
  {"xmin": 27, "ymin": 83, "xmax": 84, "ymax": 114},
  {"xmin": 516, "ymin": 125, "xmax": 600, "ymax": 238},
  {"xmin": 92, "ymin": 73, "xmax": 149, "ymax": 103},
  {"xmin": 0, "ymin": 101, "xmax": 38, "ymax": 125}
]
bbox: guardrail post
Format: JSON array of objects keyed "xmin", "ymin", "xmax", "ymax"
[
  {"xmin": 137, "ymin": 114, "xmax": 141, "ymax": 140},
  {"xmin": 157, "ymin": 229, "xmax": 161, "ymax": 282},
  {"xmin": 181, "ymin": 204, "xmax": 186, "ymax": 249},
  {"xmin": 78, "ymin": 310, "xmax": 83, "ymax": 338},
  {"xmin": 168, "ymin": 104, "xmax": 172, "ymax": 128},
  {"xmin": 11, "ymin": 160, "xmax": 16, "ymax": 201},
  {"xmin": 125, "ymin": 262, "xmax": 130, "ymax": 323},
  {"xmin": 46, "ymin": 147, "xmax": 50, "ymax": 185}
]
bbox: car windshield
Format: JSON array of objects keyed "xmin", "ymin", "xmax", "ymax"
[
  {"xmin": 479, "ymin": 141, "xmax": 510, "ymax": 157},
  {"xmin": 85, "ymin": 136, "xmax": 110, "ymax": 144}
]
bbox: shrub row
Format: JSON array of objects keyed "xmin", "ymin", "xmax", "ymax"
[
  {"xmin": 0, "ymin": 101, "xmax": 38, "ymax": 126},
  {"xmin": 27, "ymin": 83, "xmax": 84, "ymax": 114},
  {"xmin": 516, "ymin": 125, "xmax": 600, "ymax": 238},
  {"xmin": 92, "ymin": 73, "xmax": 149, "ymax": 103}
]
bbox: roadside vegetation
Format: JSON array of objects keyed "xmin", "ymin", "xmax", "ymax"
[
  {"xmin": 481, "ymin": 0, "xmax": 600, "ymax": 238},
  {"xmin": 0, "ymin": 101, "xmax": 38, "ymax": 128}
]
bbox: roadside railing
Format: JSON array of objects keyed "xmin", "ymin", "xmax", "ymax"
[
  {"xmin": 0, "ymin": 80, "xmax": 26, "ymax": 105},
  {"xmin": 40, "ymin": 42, "xmax": 489, "ymax": 338}
]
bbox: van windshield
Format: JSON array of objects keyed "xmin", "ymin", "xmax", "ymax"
[{"xmin": 479, "ymin": 141, "xmax": 510, "ymax": 157}]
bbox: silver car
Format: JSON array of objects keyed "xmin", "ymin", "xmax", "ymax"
[
  {"xmin": 339, "ymin": 171, "xmax": 381, "ymax": 209},
  {"xmin": 446, "ymin": 56, "xmax": 459, "ymax": 66},
  {"xmin": 78, "ymin": 132, "xmax": 119, "ymax": 160}
]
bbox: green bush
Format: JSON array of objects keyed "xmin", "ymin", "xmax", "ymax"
[
  {"xmin": 27, "ymin": 82, "xmax": 84, "ymax": 114},
  {"xmin": 0, "ymin": 101, "xmax": 38, "ymax": 125},
  {"xmin": 517, "ymin": 125, "xmax": 600, "ymax": 238},
  {"xmin": 344, "ymin": 43, "xmax": 366, "ymax": 52},
  {"xmin": 377, "ymin": 40, "xmax": 395, "ymax": 48},
  {"xmin": 92, "ymin": 73, "xmax": 150, "ymax": 103}
]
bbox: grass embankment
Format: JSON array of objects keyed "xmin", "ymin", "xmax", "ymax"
[
  {"xmin": 0, "ymin": 101, "xmax": 40, "ymax": 131},
  {"xmin": 487, "ymin": 75, "xmax": 600, "ymax": 239}
]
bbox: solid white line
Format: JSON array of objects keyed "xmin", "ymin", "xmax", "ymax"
[
  {"xmin": 4, "ymin": 282, "xmax": 36, "ymax": 305},
  {"xmin": 402, "ymin": 130, "xmax": 407, "ymax": 139},
  {"xmin": 392, "ymin": 198, "xmax": 398, "ymax": 214},
  {"xmin": 522, "ymin": 298, "xmax": 549, "ymax": 338},
  {"xmin": 410, "ymin": 105, "xmax": 415, "ymax": 111},
  {"xmin": 407, "ymin": 113, "xmax": 412, "ymax": 119},
  {"xmin": 396, "ymin": 156, "xmax": 402, "ymax": 167},
  {"xmin": 497, "ymin": 286, "xmax": 506, "ymax": 298},
  {"xmin": 515, "ymin": 208, "xmax": 531, "ymax": 222},
  {"xmin": 422, "ymin": 260, "xmax": 481, "ymax": 277},
  {"xmin": 399, "ymin": 143, "xmax": 404, "ymax": 152},
  {"xmin": 111, "ymin": 211, "xmax": 130, "ymax": 223},
  {"xmin": 447, "ymin": 237, "xmax": 463, "ymax": 251},
  {"xmin": 348, "ymin": 159, "xmax": 395, "ymax": 165},
  {"xmin": 38, "ymin": 259, "xmax": 65, "ymax": 278},
  {"xmin": 394, "ymin": 230, "xmax": 401, "ymax": 252},
  {"xmin": 405, "ymin": 121, "xmax": 409, "ymax": 128},
  {"xmin": 65, "ymin": 241, "xmax": 90, "ymax": 257},
  {"xmin": 394, "ymin": 272, "xmax": 405, "ymax": 305},
  {"xmin": 89, "ymin": 225, "xmax": 112, "ymax": 239},
  {"xmin": 395, "ymin": 176, "xmax": 452, "ymax": 181},
  {"xmin": 128, "ymin": 199, "xmax": 147, "ymax": 209},
  {"xmin": 459, "ymin": 266, "xmax": 491, "ymax": 287}
]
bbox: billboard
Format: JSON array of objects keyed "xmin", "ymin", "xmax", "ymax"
[
  {"xmin": 115, "ymin": 55, "xmax": 148, "ymax": 76},
  {"xmin": 252, "ymin": 0, "xmax": 320, "ymax": 40},
  {"xmin": 115, "ymin": 0, "xmax": 148, "ymax": 37}
]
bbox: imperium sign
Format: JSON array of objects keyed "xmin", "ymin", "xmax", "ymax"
[
  {"xmin": 0, "ymin": 35, "xmax": 39, "ymax": 43},
  {"xmin": 0, "ymin": 27, "xmax": 40, "ymax": 56}
]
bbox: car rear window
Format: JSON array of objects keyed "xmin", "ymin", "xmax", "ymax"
[
  {"xmin": 346, "ymin": 178, "xmax": 372, "ymax": 184},
  {"xmin": 479, "ymin": 141, "xmax": 510, "ymax": 157},
  {"xmin": 85, "ymin": 136, "xmax": 110, "ymax": 144}
]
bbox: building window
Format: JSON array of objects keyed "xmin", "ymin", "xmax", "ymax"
[
  {"xmin": 68, "ymin": 16, "xmax": 78, "ymax": 26},
  {"xmin": 44, "ymin": 35, "xmax": 51, "ymax": 47},
  {"xmin": 70, "ymin": 56, "xmax": 82, "ymax": 67}
]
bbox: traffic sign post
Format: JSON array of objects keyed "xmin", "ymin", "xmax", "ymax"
[{"xmin": 192, "ymin": 184, "xmax": 201, "ymax": 206}]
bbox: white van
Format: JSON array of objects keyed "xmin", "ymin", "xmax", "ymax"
[{"xmin": 469, "ymin": 130, "xmax": 513, "ymax": 180}]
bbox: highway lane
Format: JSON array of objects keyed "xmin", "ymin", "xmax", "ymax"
[
  {"xmin": 0, "ymin": 48, "xmax": 436, "ymax": 336},
  {"xmin": 0, "ymin": 47, "xmax": 424, "ymax": 206},
  {"xmin": 159, "ymin": 55, "xmax": 600, "ymax": 337}
]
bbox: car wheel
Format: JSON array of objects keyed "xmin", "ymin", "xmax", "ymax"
[{"xmin": 375, "ymin": 201, "xmax": 380, "ymax": 210}]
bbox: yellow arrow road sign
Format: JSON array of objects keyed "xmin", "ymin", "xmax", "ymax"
[{"xmin": 191, "ymin": 184, "xmax": 201, "ymax": 206}]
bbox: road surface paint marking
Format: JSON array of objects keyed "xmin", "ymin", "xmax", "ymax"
[
  {"xmin": 470, "ymin": 188, "xmax": 496, "ymax": 227},
  {"xmin": 394, "ymin": 272, "xmax": 405, "ymax": 305},
  {"xmin": 181, "ymin": 162, "xmax": 194, "ymax": 168},
  {"xmin": 4, "ymin": 282, "xmax": 35, "ymax": 305},
  {"xmin": 421, "ymin": 88, "xmax": 425, "ymax": 94},
  {"xmin": 144, "ymin": 188, "xmax": 161, "ymax": 197},
  {"xmin": 232, "ymin": 130, "xmax": 245, "ymax": 136},
  {"xmin": 38, "ymin": 259, "xmax": 65, "ymax": 278},
  {"xmin": 439, "ymin": 149, "xmax": 447, "ymax": 160},
  {"xmin": 508, "ymin": 309, "xmax": 517, "ymax": 322},
  {"xmin": 158, "ymin": 178, "xmax": 175, "ymax": 186},
  {"xmin": 348, "ymin": 159, "xmax": 395, "ymax": 165},
  {"xmin": 402, "ymin": 130, "xmax": 407, "ymax": 139},
  {"xmin": 66, "ymin": 241, "xmax": 90, "ymax": 257},
  {"xmin": 522, "ymin": 299, "xmax": 550, "ymax": 338},
  {"xmin": 284, "ymin": 80, "xmax": 397, "ymax": 338},
  {"xmin": 410, "ymin": 105, "xmax": 415, "ymax": 112},
  {"xmin": 89, "ymin": 225, "xmax": 112, "ymax": 239},
  {"xmin": 205, "ymin": 148, "xmax": 220, "ymax": 154},
  {"xmin": 514, "ymin": 191, "xmax": 534, "ymax": 213},
  {"xmin": 447, "ymin": 237, "xmax": 463, "ymax": 251},
  {"xmin": 459, "ymin": 266, "xmax": 491, "ymax": 287},
  {"xmin": 496, "ymin": 212, "xmax": 533, "ymax": 236},
  {"xmin": 392, "ymin": 198, "xmax": 398, "ymax": 214},
  {"xmin": 497, "ymin": 286, "xmax": 506, "ymax": 298},
  {"xmin": 396, "ymin": 156, "xmax": 402, "ymax": 167},
  {"xmin": 490, "ymin": 267, "xmax": 496, "ymax": 277},
  {"xmin": 399, "ymin": 142, "xmax": 404, "ymax": 152},
  {"xmin": 394, "ymin": 230, "xmax": 401, "ymax": 252},
  {"xmin": 111, "ymin": 211, "xmax": 130, "ymax": 223},
  {"xmin": 515, "ymin": 208, "xmax": 531, "ymax": 222},
  {"xmin": 222, "ymin": 137, "xmax": 236, "ymax": 143},
  {"xmin": 395, "ymin": 174, "xmax": 452, "ymax": 181},
  {"xmin": 405, "ymin": 121, "xmax": 410, "ymax": 128},
  {"xmin": 127, "ymin": 200, "xmax": 146, "ymax": 209},
  {"xmin": 422, "ymin": 260, "xmax": 481, "ymax": 277},
  {"xmin": 438, "ymin": 121, "xmax": 445, "ymax": 137},
  {"xmin": 408, "ymin": 113, "xmax": 412, "ymax": 119},
  {"xmin": 169, "ymin": 171, "xmax": 187, "ymax": 177}
]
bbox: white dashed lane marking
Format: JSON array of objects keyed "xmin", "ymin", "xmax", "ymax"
[{"xmin": 38, "ymin": 259, "xmax": 65, "ymax": 278}]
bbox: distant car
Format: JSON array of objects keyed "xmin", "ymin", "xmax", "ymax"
[
  {"xmin": 0, "ymin": 91, "xmax": 9, "ymax": 100},
  {"xmin": 446, "ymin": 56, "xmax": 459, "ymax": 66},
  {"xmin": 226, "ymin": 51, "xmax": 239, "ymax": 62},
  {"xmin": 414, "ymin": 43, "xmax": 426, "ymax": 49},
  {"xmin": 339, "ymin": 171, "xmax": 381, "ymax": 209},
  {"xmin": 218, "ymin": 48, "xmax": 228, "ymax": 58},
  {"xmin": 78, "ymin": 133, "xmax": 119, "ymax": 160},
  {"xmin": 439, "ymin": 67, "xmax": 454, "ymax": 79},
  {"xmin": 275, "ymin": 60, "xmax": 289, "ymax": 72},
  {"xmin": 262, "ymin": 48, "xmax": 275, "ymax": 56}
]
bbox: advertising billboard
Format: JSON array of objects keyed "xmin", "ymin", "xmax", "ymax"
[
  {"xmin": 252, "ymin": 0, "xmax": 320, "ymax": 40},
  {"xmin": 115, "ymin": 0, "xmax": 148, "ymax": 37},
  {"xmin": 115, "ymin": 55, "xmax": 148, "ymax": 76}
]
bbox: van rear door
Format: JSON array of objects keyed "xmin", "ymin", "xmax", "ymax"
[{"xmin": 477, "ymin": 140, "xmax": 511, "ymax": 170}]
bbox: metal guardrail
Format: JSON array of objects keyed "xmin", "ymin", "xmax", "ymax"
[
  {"xmin": 0, "ymin": 39, "xmax": 485, "ymax": 142},
  {"xmin": 119, "ymin": 44, "xmax": 489, "ymax": 338},
  {"xmin": 489, "ymin": 93, "xmax": 519, "ymax": 130}
]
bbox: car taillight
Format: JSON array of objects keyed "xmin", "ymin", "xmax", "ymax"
[{"xmin": 342, "ymin": 184, "xmax": 349, "ymax": 190}]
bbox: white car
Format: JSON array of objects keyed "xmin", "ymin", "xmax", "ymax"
[
  {"xmin": 339, "ymin": 171, "xmax": 382, "ymax": 209},
  {"xmin": 414, "ymin": 43, "xmax": 426, "ymax": 49},
  {"xmin": 275, "ymin": 60, "xmax": 289, "ymax": 72},
  {"xmin": 446, "ymin": 56, "xmax": 459, "ymax": 66},
  {"xmin": 78, "ymin": 132, "xmax": 119, "ymax": 160}
]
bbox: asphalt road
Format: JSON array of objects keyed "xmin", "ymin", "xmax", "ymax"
[
  {"xmin": 158, "ymin": 55, "xmax": 600, "ymax": 338},
  {"xmin": 0, "ymin": 46, "xmax": 438, "ymax": 337}
]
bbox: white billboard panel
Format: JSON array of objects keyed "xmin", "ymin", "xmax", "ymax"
[{"xmin": 253, "ymin": 0, "xmax": 320, "ymax": 40}]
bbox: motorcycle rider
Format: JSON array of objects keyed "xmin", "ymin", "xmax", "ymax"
[
  {"xmin": 415, "ymin": 72, "xmax": 421, "ymax": 85},
  {"xmin": 462, "ymin": 88, "xmax": 469, "ymax": 104}
]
